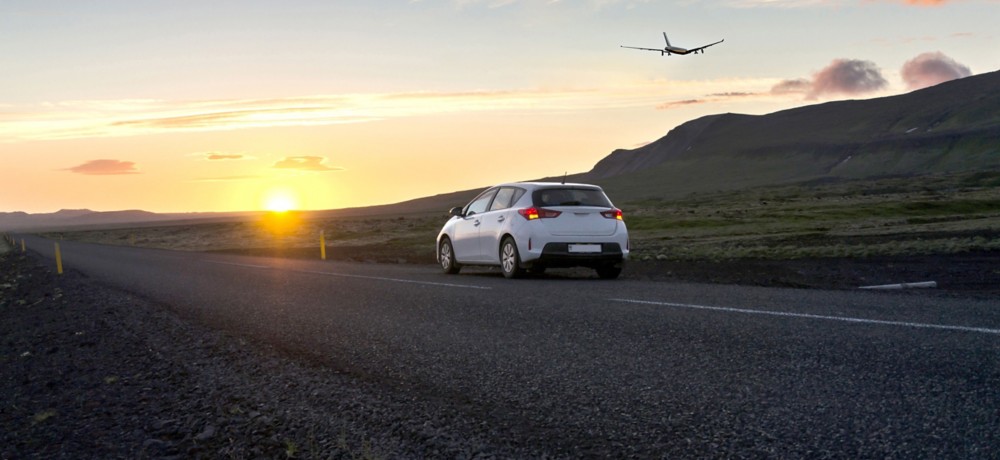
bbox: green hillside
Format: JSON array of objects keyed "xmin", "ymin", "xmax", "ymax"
[{"xmin": 592, "ymin": 70, "xmax": 1000, "ymax": 202}]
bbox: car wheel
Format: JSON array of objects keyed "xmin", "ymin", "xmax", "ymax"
[
  {"xmin": 500, "ymin": 237, "xmax": 524, "ymax": 279},
  {"xmin": 596, "ymin": 265, "xmax": 621, "ymax": 280},
  {"xmin": 439, "ymin": 238, "xmax": 461, "ymax": 274}
]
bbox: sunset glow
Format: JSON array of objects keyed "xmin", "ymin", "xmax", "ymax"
[
  {"xmin": 0, "ymin": 1, "xmax": 993, "ymax": 214},
  {"xmin": 263, "ymin": 191, "xmax": 298, "ymax": 213}
]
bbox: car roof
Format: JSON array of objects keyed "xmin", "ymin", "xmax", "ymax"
[{"xmin": 495, "ymin": 181, "xmax": 603, "ymax": 191}]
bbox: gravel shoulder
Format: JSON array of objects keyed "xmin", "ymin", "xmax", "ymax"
[{"xmin": 0, "ymin": 250, "xmax": 517, "ymax": 459}]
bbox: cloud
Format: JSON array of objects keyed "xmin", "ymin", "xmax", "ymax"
[
  {"xmin": 898, "ymin": 0, "xmax": 951, "ymax": 5},
  {"xmin": 771, "ymin": 59, "xmax": 888, "ymax": 99},
  {"xmin": 206, "ymin": 153, "xmax": 244, "ymax": 160},
  {"xmin": 192, "ymin": 175, "xmax": 261, "ymax": 182},
  {"xmin": 111, "ymin": 107, "xmax": 342, "ymax": 130},
  {"xmin": 901, "ymin": 51, "xmax": 972, "ymax": 90},
  {"xmin": 67, "ymin": 159, "xmax": 139, "ymax": 175},
  {"xmin": 656, "ymin": 91, "xmax": 761, "ymax": 110},
  {"xmin": 770, "ymin": 78, "xmax": 812, "ymax": 95},
  {"xmin": 453, "ymin": 0, "xmax": 649, "ymax": 9},
  {"xmin": 707, "ymin": 92, "xmax": 758, "ymax": 98},
  {"xmin": 726, "ymin": 0, "xmax": 830, "ymax": 7},
  {"xmin": 0, "ymin": 78, "xmax": 779, "ymax": 142},
  {"xmin": 730, "ymin": 0, "xmax": 955, "ymax": 6},
  {"xmin": 272, "ymin": 156, "xmax": 343, "ymax": 172},
  {"xmin": 656, "ymin": 99, "xmax": 705, "ymax": 109},
  {"xmin": 809, "ymin": 59, "xmax": 889, "ymax": 97}
]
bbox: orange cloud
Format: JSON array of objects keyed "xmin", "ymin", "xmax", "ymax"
[
  {"xmin": 67, "ymin": 159, "xmax": 139, "ymax": 175},
  {"xmin": 192, "ymin": 175, "xmax": 260, "ymax": 182},
  {"xmin": 273, "ymin": 156, "xmax": 342, "ymax": 172},
  {"xmin": 206, "ymin": 153, "xmax": 244, "ymax": 160}
]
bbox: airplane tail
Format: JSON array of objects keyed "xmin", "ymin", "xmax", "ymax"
[{"xmin": 662, "ymin": 32, "xmax": 671, "ymax": 47}]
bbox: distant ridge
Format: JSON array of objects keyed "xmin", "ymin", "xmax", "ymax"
[
  {"xmin": 0, "ymin": 209, "xmax": 257, "ymax": 232},
  {"xmin": 588, "ymin": 70, "xmax": 1000, "ymax": 199}
]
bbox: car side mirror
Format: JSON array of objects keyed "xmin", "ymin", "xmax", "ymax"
[{"xmin": 449, "ymin": 206, "xmax": 464, "ymax": 217}]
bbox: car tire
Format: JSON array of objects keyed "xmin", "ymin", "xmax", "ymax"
[
  {"xmin": 500, "ymin": 237, "xmax": 524, "ymax": 279},
  {"xmin": 439, "ymin": 238, "xmax": 461, "ymax": 274},
  {"xmin": 596, "ymin": 265, "xmax": 621, "ymax": 280}
]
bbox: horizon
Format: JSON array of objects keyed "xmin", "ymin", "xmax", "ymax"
[{"xmin": 1, "ymin": 1, "xmax": 994, "ymax": 214}]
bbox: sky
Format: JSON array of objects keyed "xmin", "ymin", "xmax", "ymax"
[{"xmin": 1, "ymin": 0, "xmax": 996, "ymax": 214}]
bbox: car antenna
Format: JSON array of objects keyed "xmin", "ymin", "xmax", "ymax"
[{"xmin": 561, "ymin": 172, "xmax": 566, "ymax": 184}]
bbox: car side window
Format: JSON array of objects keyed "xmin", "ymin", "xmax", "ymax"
[
  {"xmin": 465, "ymin": 189, "xmax": 498, "ymax": 216},
  {"xmin": 489, "ymin": 187, "xmax": 524, "ymax": 212}
]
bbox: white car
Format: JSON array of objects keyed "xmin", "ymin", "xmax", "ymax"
[{"xmin": 436, "ymin": 182, "xmax": 629, "ymax": 279}]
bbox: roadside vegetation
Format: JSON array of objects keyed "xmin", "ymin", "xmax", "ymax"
[
  {"xmin": 625, "ymin": 171, "xmax": 1000, "ymax": 261},
  {"xmin": 41, "ymin": 171, "xmax": 1000, "ymax": 263}
]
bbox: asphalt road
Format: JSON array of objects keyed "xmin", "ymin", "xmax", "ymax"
[{"xmin": 18, "ymin": 235, "xmax": 1000, "ymax": 457}]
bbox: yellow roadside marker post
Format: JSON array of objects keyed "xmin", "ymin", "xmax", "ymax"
[
  {"xmin": 21, "ymin": 239, "xmax": 26, "ymax": 253},
  {"xmin": 320, "ymin": 230, "xmax": 327, "ymax": 260},
  {"xmin": 54, "ymin": 243, "xmax": 63, "ymax": 275}
]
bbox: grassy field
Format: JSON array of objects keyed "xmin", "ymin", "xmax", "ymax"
[
  {"xmin": 41, "ymin": 171, "xmax": 1000, "ymax": 264},
  {"xmin": 624, "ymin": 171, "xmax": 1000, "ymax": 261}
]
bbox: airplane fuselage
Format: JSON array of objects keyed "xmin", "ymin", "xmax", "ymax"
[
  {"xmin": 665, "ymin": 47, "xmax": 695, "ymax": 55},
  {"xmin": 620, "ymin": 32, "xmax": 723, "ymax": 57}
]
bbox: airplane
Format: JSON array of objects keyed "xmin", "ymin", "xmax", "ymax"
[{"xmin": 620, "ymin": 32, "xmax": 724, "ymax": 56}]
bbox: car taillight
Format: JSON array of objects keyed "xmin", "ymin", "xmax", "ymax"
[
  {"xmin": 518, "ymin": 207, "xmax": 561, "ymax": 220},
  {"xmin": 601, "ymin": 209, "xmax": 623, "ymax": 220}
]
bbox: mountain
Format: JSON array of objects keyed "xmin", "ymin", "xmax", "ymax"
[{"xmin": 588, "ymin": 70, "xmax": 1000, "ymax": 200}]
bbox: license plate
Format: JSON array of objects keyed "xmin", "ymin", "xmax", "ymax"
[{"xmin": 568, "ymin": 244, "xmax": 602, "ymax": 253}]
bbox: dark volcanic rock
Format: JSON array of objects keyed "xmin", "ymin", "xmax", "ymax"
[{"xmin": 0, "ymin": 251, "xmax": 477, "ymax": 458}]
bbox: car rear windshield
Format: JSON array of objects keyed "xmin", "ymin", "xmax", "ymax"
[{"xmin": 532, "ymin": 187, "xmax": 612, "ymax": 208}]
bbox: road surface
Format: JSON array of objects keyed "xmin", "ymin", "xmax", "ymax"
[{"xmin": 17, "ymin": 235, "xmax": 1000, "ymax": 457}]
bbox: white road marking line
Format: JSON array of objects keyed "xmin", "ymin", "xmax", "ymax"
[
  {"xmin": 206, "ymin": 260, "xmax": 491, "ymax": 290},
  {"xmin": 296, "ymin": 269, "xmax": 492, "ymax": 290},
  {"xmin": 610, "ymin": 298, "xmax": 1000, "ymax": 335}
]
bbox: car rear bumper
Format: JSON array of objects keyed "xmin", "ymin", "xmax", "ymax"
[{"xmin": 531, "ymin": 242, "xmax": 625, "ymax": 268}]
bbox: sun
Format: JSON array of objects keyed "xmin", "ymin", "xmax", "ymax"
[{"xmin": 263, "ymin": 190, "xmax": 298, "ymax": 213}]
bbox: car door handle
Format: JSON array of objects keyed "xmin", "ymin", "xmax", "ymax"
[
  {"xmin": 474, "ymin": 220, "xmax": 481, "ymax": 226},
  {"xmin": 497, "ymin": 216, "xmax": 505, "ymax": 222}
]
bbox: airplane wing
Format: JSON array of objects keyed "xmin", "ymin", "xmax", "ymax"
[
  {"xmin": 687, "ymin": 39, "xmax": 724, "ymax": 54},
  {"xmin": 620, "ymin": 45, "xmax": 664, "ymax": 52}
]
